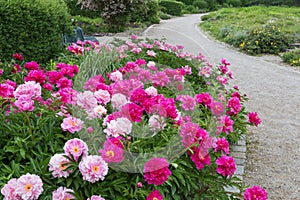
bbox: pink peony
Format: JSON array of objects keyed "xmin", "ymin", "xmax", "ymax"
[
  {"xmin": 147, "ymin": 50, "xmax": 156, "ymax": 57},
  {"xmin": 1, "ymin": 178, "xmax": 21, "ymax": 200},
  {"xmin": 146, "ymin": 190, "xmax": 164, "ymax": 200},
  {"xmin": 131, "ymin": 47, "xmax": 142, "ymax": 54},
  {"xmin": 195, "ymin": 92, "xmax": 212, "ymax": 107},
  {"xmin": 190, "ymin": 145, "xmax": 211, "ymax": 170},
  {"xmin": 0, "ymin": 83, "xmax": 15, "ymax": 98},
  {"xmin": 99, "ymin": 139, "xmax": 124, "ymax": 163},
  {"xmin": 210, "ymin": 101, "xmax": 225, "ymax": 116},
  {"xmin": 151, "ymin": 72, "xmax": 170, "ymax": 87},
  {"xmin": 248, "ymin": 112, "xmax": 262, "ymax": 127},
  {"xmin": 216, "ymin": 155, "xmax": 236, "ymax": 177},
  {"xmin": 0, "ymin": 69, "xmax": 2, "ymax": 76},
  {"xmin": 87, "ymin": 195, "xmax": 105, "ymax": 200},
  {"xmin": 180, "ymin": 122, "xmax": 208, "ymax": 148},
  {"xmin": 15, "ymin": 173, "xmax": 43, "ymax": 200},
  {"xmin": 227, "ymin": 97, "xmax": 242, "ymax": 115},
  {"xmin": 61, "ymin": 116, "xmax": 84, "ymax": 134},
  {"xmin": 217, "ymin": 115, "xmax": 234, "ymax": 135},
  {"xmin": 130, "ymin": 34, "xmax": 138, "ymax": 40},
  {"xmin": 48, "ymin": 153, "xmax": 72, "ymax": 178},
  {"xmin": 213, "ymin": 138, "xmax": 230, "ymax": 154},
  {"xmin": 43, "ymin": 83, "xmax": 53, "ymax": 91},
  {"xmin": 24, "ymin": 70, "xmax": 46, "ymax": 84},
  {"xmin": 47, "ymin": 71, "xmax": 63, "ymax": 84},
  {"xmin": 137, "ymin": 182, "xmax": 143, "ymax": 188},
  {"xmin": 93, "ymin": 105, "xmax": 107, "ymax": 118},
  {"xmin": 14, "ymin": 96, "xmax": 35, "ymax": 111},
  {"xmin": 145, "ymin": 86, "xmax": 157, "ymax": 96},
  {"xmin": 12, "ymin": 63, "xmax": 21, "ymax": 74},
  {"xmin": 24, "ymin": 61, "xmax": 39, "ymax": 70},
  {"xmin": 63, "ymin": 138, "xmax": 88, "ymax": 161},
  {"xmin": 144, "ymin": 158, "xmax": 172, "ymax": 186},
  {"xmin": 94, "ymin": 89, "xmax": 111, "ymax": 105},
  {"xmin": 52, "ymin": 187, "xmax": 75, "ymax": 200},
  {"xmin": 13, "ymin": 53, "xmax": 24, "ymax": 61},
  {"xmin": 14, "ymin": 81, "xmax": 41, "ymax": 99},
  {"xmin": 79, "ymin": 155, "xmax": 108, "ymax": 183},
  {"xmin": 217, "ymin": 75, "xmax": 228, "ymax": 85},
  {"xmin": 56, "ymin": 77, "xmax": 72, "ymax": 88},
  {"xmin": 244, "ymin": 185, "xmax": 268, "ymax": 200},
  {"xmin": 176, "ymin": 94, "xmax": 196, "ymax": 111},
  {"xmin": 120, "ymin": 103, "xmax": 144, "ymax": 122},
  {"xmin": 199, "ymin": 66, "xmax": 212, "ymax": 77}
]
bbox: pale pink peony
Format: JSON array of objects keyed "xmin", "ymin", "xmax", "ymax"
[
  {"xmin": 148, "ymin": 115, "xmax": 166, "ymax": 132},
  {"xmin": 48, "ymin": 153, "xmax": 72, "ymax": 178},
  {"xmin": 144, "ymin": 158, "xmax": 172, "ymax": 186},
  {"xmin": 79, "ymin": 155, "xmax": 108, "ymax": 183},
  {"xmin": 199, "ymin": 66, "xmax": 212, "ymax": 77},
  {"xmin": 146, "ymin": 190, "xmax": 164, "ymax": 200},
  {"xmin": 99, "ymin": 139, "xmax": 124, "ymax": 163},
  {"xmin": 14, "ymin": 81, "xmax": 41, "ymax": 99},
  {"xmin": 147, "ymin": 50, "xmax": 156, "ymax": 57},
  {"xmin": 61, "ymin": 116, "xmax": 84, "ymax": 134},
  {"xmin": 244, "ymin": 185, "xmax": 268, "ymax": 200},
  {"xmin": 14, "ymin": 96, "xmax": 35, "ymax": 111},
  {"xmin": 210, "ymin": 101, "xmax": 225, "ymax": 116},
  {"xmin": 76, "ymin": 91, "xmax": 98, "ymax": 112},
  {"xmin": 15, "ymin": 173, "xmax": 43, "ymax": 200},
  {"xmin": 87, "ymin": 195, "xmax": 105, "ymax": 200},
  {"xmin": 109, "ymin": 71, "xmax": 123, "ymax": 82},
  {"xmin": 176, "ymin": 94, "xmax": 196, "ymax": 111},
  {"xmin": 52, "ymin": 186, "xmax": 75, "ymax": 200},
  {"xmin": 93, "ymin": 105, "xmax": 107, "ymax": 118},
  {"xmin": 1, "ymin": 178, "xmax": 21, "ymax": 200},
  {"xmin": 64, "ymin": 138, "xmax": 88, "ymax": 161},
  {"xmin": 94, "ymin": 89, "xmax": 110, "ymax": 105},
  {"xmin": 217, "ymin": 75, "xmax": 228, "ymax": 85},
  {"xmin": 216, "ymin": 155, "xmax": 236, "ymax": 177},
  {"xmin": 111, "ymin": 93, "xmax": 128, "ymax": 110},
  {"xmin": 116, "ymin": 117, "xmax": 132, "ymax": 134},
  {"xmin": 131, "ymin": 47, "xmax": 142, "ymax": 54},
  {"xmin": 145, "ymin": 86, "xmax": 158, "ymax": 96}
]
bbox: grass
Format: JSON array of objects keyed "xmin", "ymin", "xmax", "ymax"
[{"xmin": 200, "ymin": 6, "xmax": 300, "ymax": 41}]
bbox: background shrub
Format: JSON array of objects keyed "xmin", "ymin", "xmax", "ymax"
[
  {"xmin": 130, "ymin": 0, "xmax": 160, "ymax": 24},
  {"xmin": 193, "ymin": 0, "xmax": 209, "ymax": 9},
  {"xmin": 64, "ymin": 0, "xmax": 99, "ymax": 18},
  {"xmin": 159, "ymin": 0, "xmax": 184, "ymax": 16},
  {"xmin": 0, "ymin": 0, "xmax": 71, "ymax": 64},
  {"xmin": 282, "ymin": 49, "xmax": 300, "ymax": 66},
  {"xmin": 226, "ymin": 0, "xmax": 242, "ymax": 7}
]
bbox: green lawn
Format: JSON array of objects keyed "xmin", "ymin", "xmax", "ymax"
[{"xmin": 200, "ymin": 6, "xmax": 300, "ymax": 40}]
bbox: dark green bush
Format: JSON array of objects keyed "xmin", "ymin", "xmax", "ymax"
[
  {"xmin": 194, "ymin": 0, "xmax": 209, "ymax": 9},
  {"xmin": 183, "ymin": 5, "xmax": 200, "ymax": 14},
  {"xmin": 238, "ymin": 24, "xmax": 294, "ymax": 55},
  {"xmin": 177, "ymin": 0, "xmax": 193, "ymax": 5},
  {"xmin": 226, "ymin": 0, "xmax": 242, "ymax": 7},
  {"xmin": 0, "ymin": 0, "xmax": 71, "ymax": 64},
  {"xmin": 130, "ymin": 0, "xmax": 160, "ymax": 24},
  {"xmin": 160, "ymin": 0, "xmax": 184, "ymax": 16}
]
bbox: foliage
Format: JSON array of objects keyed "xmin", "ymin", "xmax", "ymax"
[
  {"xmin": 0, "ymin": 0, "xmax": 72, "ymax": 64},
  {"xmin": 194, "ymin": 0, "xmax": 209, "ymax": 9},
  {"xmin": 71, "ymin": 16, "xmax": 107, "ymax": 35},
  {"xmin": 282, "ymin": 49, "xmax": 300, "ymax": 66},
  {"xmin": 63, "ymin": 0, "xmax": 99, "ymax": 18},
  {"xmin": 183, "ymin": 5, "xmax": 200, "ymax": 14},
  {"xmin": 226, "ymin": 0, "xmax": 242, "ymax": 7},
  {"xmin": 159, "ymin": 0, "xmax": 185, "ymax": 16},
  {"xmin": 200, "ymin": 6, "xmax": 300, "ymax": 56},
  {"xmin": 129, "ymin": 0, "xmax": 160, "ymax": 24}
]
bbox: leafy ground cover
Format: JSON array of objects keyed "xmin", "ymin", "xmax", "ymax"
[
  {"xmin": 200, "ymin": 6, "xmax": 300, "ymax": 59},
  {"xmin": 0, "ymin": 36, "xmax": 266, "ymax": 199}
]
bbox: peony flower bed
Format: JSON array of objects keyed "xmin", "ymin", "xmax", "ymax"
[{"xmin": 0, "ymin": 36, "xmax": 267, "ymax": 199}]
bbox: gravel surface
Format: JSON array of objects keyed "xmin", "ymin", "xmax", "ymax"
[
  {"xmin": 142, "ymin": 14, "xmax": 300, "ymax": 199},
  {"xmin": 97, "ymin": 14, "xmax": 300, "ymax": 199}
]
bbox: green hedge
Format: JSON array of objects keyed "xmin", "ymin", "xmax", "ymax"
[
  {"xmin": 160, "ymin": 0, "xmax": 184, "ymax": 16},
  {"xmin": 0, "ymin": 0, "xmax": 71, "ymax": 64},
  {"xmin": 130, "ymin": 0, "xmax": 160, "ymax": 24}
]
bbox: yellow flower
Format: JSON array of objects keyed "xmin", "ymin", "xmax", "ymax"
[{"xmin": 240, "ymin": 42, "xmax": 245, "ymax": 48}]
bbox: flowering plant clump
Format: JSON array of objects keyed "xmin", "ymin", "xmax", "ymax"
[{"xmin": 0, "ymin": 36, "xmax": 265, "ymax": 199}]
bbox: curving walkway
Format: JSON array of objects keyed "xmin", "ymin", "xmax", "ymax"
[{"xmin": 141, "ymin": 14, "xmax": 300, "ymax": 199}]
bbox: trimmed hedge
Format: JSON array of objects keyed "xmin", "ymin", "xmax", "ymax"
[
  {"xmin": 160, "ymin": 0, "xmax": 184, "ymax": 16},
  {"xmin": 130, "ymin": 0, "xmax": 160, "ymax": 24},
  {"xmin": 0, "ymin": 0, "xmax": 71, "ymax": 64}
]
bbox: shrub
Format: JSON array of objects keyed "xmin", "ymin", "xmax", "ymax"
[
  {"xmin": 183, "ymin": 5, "xmax": 200, "ymax": 14},
  {"xmin": 194, "ymin": 0, "xmax": 209, "ymax": 9},
  {"xmin": 130, "ymin": 0, "xmax": 160, "ymax": 24},
  {"xmin": 159, "ymin": 0, "xmax": 184, "ymax": 16},
  {"xmin": 238, "ymin": 24, "xmax": 294, "ymax": 55},
  {"xmin": 0, "ymin": 0, "xmax": 72, "ymax": 64},
  {"xmin": 226, "ymin": 0, "xmax": 242, "ymax": 7},
  {"xmin": 282, "ymin": 49, "xmax": 300, "ymax": 66}
]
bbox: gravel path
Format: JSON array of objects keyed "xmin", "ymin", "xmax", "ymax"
[{"xmin": 140, "ymin": 14, "xmax": 300, "ymax": 199}]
